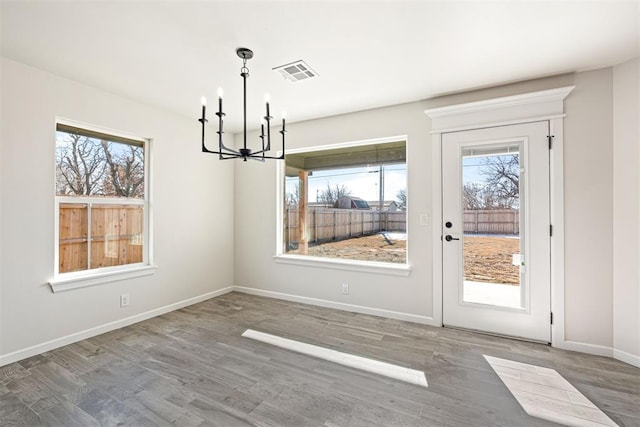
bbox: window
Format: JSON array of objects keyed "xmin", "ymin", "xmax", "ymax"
[
  {"xmin": 280, "ymin": 139, "xmax": 407, "ymax": 265},
  {"xmin": 54, "ymin": 123, "xmax": 150, "ymax": 278}
]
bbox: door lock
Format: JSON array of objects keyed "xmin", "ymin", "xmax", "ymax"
[{"xmin": 445, "ymin": 235, "xmax": 460, "ymax": 241}]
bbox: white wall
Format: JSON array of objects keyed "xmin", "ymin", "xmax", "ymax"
[
  {"xmin": 0, "ymin": 58, "xmax": 235, "ymax": 363},
  {"xmin": 2, "ymin": 56, "xmax": 634, "ymax": 365},
  {"xmin": 612, "ymin": 57, "xmax": 640, "ymax": 366},
  {"xmin": 234, "ymin": 69, "xmax": 627, "ymax": 354},
  {"xmin": 233, "ymin": 103, "xmax": 434, "ymax": 322},
  {"xmin": 563, "ymin": 68, "xmax": 614, "ymax": 348}
]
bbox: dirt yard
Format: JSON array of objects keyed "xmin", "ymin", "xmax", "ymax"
[
  {"xmin": 464, "ymin": 235, "xmax": 520, "ymax": 285},
  {"xmin": 287, "ymin": 233, "xmax": 407, "ymax": 263},
  {"xmin": 287, "ymin": 234, "xmax": 520, "ymax": 285}
]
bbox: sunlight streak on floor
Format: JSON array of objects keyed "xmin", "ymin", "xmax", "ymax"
[
  {"xmin": 242, "ymin": 329, "xmax": 428, "ymax": 387},
  {"xmin": 485, "ymin": 355, "xmax": 618, "ymax": 426}
]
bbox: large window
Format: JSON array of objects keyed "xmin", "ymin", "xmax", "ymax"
[
  {"xmin": 281, "ymin": 139, "xmax": 407, "ymax": 264},
  {"xmin": 55, "ymin": 123, "xmax": 149, "ymax": 276}
]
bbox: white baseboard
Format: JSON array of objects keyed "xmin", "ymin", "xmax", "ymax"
[
  {"xmin": 232, "ymin": 286, "xmax": 437, "ymax": 326},
  {"xmin": 562, "ymin": 341, "xmax": 640, "ymax": 368},
  {"xmin": 555, "ymin": 340, "xmax": 614, "ymax": 358},
  {"xmin": 0, "ymin": 286, "xmax": 234, "ymax": 367},
  {"xmin": 4, "ymin": 285, "xmax": 635, "ymax": 369},
  {"xmin": 549, "ymin": 340, "xmax": 640, "ymax": 367},
  {"xmin": 613, "ymin": 348, "xmax": 640, "ymax": 368}
]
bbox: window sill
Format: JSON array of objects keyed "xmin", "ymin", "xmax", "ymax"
[
  {"xmin": 273, "ymin": 255, "xmax": 411, "ymax": 276},
  {"xmin": 49, "ymin": 265, "xmax": 157, "ymax": 293}
]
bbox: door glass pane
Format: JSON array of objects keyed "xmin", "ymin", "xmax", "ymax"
[{"xmin": 461, "ymin": 144, "xmax": 523, "ymax": 309}]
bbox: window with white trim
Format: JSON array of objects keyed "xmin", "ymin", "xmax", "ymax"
[
  {"xmin": 55, "ymin": 123, "xmax": 150, "ymax": 276},
  {"xmin": 280, "ymin": 139, "xmax": 407, "ymax": 265}
]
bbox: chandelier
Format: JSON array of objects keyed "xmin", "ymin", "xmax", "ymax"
[{"xmin": 199, "ymin": 47, "xmax": 286, "ymax": 161}]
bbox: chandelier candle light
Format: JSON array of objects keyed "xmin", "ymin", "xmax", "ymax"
[{"xmin": 199, "ymin": 47, "xmax": 286, "ymax": 161}]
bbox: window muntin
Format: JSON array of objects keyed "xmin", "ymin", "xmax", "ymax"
[
  {"xmin": 282, "ymin": 140, "xmax": 407, "ymax": 265},
  {"xmin": 55, "ymin": 123, "xmax": 148, "ymax": 275}
]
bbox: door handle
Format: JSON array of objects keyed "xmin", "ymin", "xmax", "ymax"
[{"xmin": 445, "ymin": 235, "xmax": 460, "ymax": 241}]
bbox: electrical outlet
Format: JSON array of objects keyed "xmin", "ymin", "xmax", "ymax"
[
  {"xmin": 341, "ymin": 283, "xmax": 349, "ymax": 295},
  {"xmin": 120, "ymin": 293, "xmax": 130, "ymax": 307}
]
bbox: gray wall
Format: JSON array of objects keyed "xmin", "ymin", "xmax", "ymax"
[
  {"xmin": 234, "ymin": 67, "xmax": 638, "ymax": 360},
  {"xmin": 563, "ymin": 69, "xmax": 614, "ymax": 346},
  {"xmin": 613, "ymin": 58, "xmax": 640, "ymax": 363},
  {"xmin": 234, "ymin": 102, "xmax": 433, "ymax": 319},
  {"xmin": 0, "ymin": 58, "xmax": 235, "ymax": 361},
  {"xmin": 1, "ymin": 55, "xmax": 637, "ymax": 366}
]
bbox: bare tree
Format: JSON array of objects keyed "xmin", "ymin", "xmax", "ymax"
[
  {"xmin": 396, "ymin": 188, "xmax": 407, "ymax": 210},
  {"xmin": 56, "ymin": 132, "xmax": 144, "ymax": 198},
  {"xmin": 481, "ymin": 154, "xmax": 519, "ymax": 208},
  {"xmin": 56, "ymin": 133, "xmax": 106, "ymax": 195},
  {"xmin": 464, "ymin": 181, "xmax": 517, "ymax": 210},
  {"xmin": 285, "ymin": 181, "xmax": 300, "ymax": 208},
  {"xmin": 463, "ymin": 183, "xmax": 484, "ymax": 210},
  {"xmin": 101, "ymin": 141, "xmax": 144, "ymax": 198},
  {"xmin": 319, "ymin": 183, "xmax": 351, "ymax": 206}
]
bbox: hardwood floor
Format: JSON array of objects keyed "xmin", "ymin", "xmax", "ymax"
[{"xmin": 1, "ymin": 292, "xmax": 638, "ymax": 426}]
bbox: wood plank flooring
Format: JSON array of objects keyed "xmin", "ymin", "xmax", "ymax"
[{"xmin": 1, "ymin": 292, "xmax": 638, "ymax": 426}]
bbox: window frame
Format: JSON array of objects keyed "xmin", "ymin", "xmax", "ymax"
[
  {"xmin": 50, "ymin": 119, "xmax": 154, "ymax": 292},
  {"xmin": 275, "ymin": 135, "xmax": 411, "ymax": 276}
]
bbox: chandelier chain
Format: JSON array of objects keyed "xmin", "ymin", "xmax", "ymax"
[{"xmin": 241, "ymin": 56, "xmax": 249, "ymax": 75}]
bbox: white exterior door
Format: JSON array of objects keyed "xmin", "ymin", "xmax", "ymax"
[{"xmin": 442, "ymin": 122, "xmax": 551, "ymax": 342}]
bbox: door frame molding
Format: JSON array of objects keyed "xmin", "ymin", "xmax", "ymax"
[{"xmin": 425, "ymin": 86, "xmax": 574, "ymax": 346}]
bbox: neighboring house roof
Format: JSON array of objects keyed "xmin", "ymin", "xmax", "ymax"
[
  {"xmin": 335, "ymin": 196, "xmax": 370, "ymax": 210},
  {"xmin": 366, "ymin": 200, "xmax": 400, "ymax": 210}
]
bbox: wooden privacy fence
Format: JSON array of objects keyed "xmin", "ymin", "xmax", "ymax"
[
  {"xmin": 59, "ymin": 203, "xmax": 143, "ymax": 273},
  {"xmin": 284, "ymin": 208, "xmax": 406, "ymax": 248},
  {"xmin": 463, "ymin": 209, "xmax": 519, "ymax": 235}
]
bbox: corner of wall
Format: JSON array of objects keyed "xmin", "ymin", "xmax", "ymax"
[
  {"xmin": 0, "ymin": 58, "xmax": 4, "ymax": 359},
  {"xmin": 0, "ymin": 58, "xmax": 237, "ymax": 364},
  {"xmin": 562, "ymin": 67, "xmax": 615, "ymax": 348},
  {"xmin": 612, "ymin": 57, "xmax": 640, "ymax": 367}
]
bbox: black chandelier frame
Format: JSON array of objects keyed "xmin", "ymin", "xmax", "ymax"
[{"xmin": 199, "ymin": 47, "xmax": 286, "ymax": 161}]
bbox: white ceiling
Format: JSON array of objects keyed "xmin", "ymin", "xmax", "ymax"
[{"xmin": 1, "ymin": 1, "xmax": 638, "ymax": 133}]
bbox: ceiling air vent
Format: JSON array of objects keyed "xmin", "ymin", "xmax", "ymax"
[{"xmin": 273, "ymin": 60, "xmax": 318, "ymax": 83}]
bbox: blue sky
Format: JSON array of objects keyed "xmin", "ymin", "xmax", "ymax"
[
  {"xmin": 287, "ymin": 165, "xmax": 406, "ymax": 203},
  {"xmin": 284, "ymin": 154, "xmax": 517, "ymax": 203},
  {"xmin": 462, "ymin": 154, "xmax": 519, "ymax": 185},
  {"xmin": 462, "ymin": 157, "xmax": 487, "ymax": 184}
]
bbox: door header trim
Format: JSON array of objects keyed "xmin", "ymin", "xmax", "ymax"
[{"xmin": 425, "ymin": 86, "xmax": 574, "ymax": 133}]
